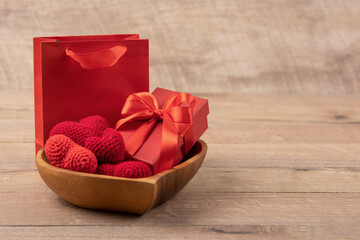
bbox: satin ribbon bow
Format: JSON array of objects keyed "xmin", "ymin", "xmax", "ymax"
[{"xmin": 115, "ymin": 92, "xmax": 196, "ymax": 173}]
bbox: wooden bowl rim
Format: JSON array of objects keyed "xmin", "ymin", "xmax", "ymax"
[{"xmin": 36, "ymin": 139, "xmax": 207, "ymax": 185}]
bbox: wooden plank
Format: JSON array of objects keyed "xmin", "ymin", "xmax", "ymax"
[
  {"xmin": 3, "ymin": 142, "xmax": 360, "ymax": 170},
  {"xmin": 1, "ymin": 191, "xmax": 360, "ymax": 226},
  {"xmin": 0, "ymin": 119, "xmax": 34, "ymax": 142},
  {"xmin": 0, "ymin": 143, "xmax": 35, "ymax": 171},
  {"xmin": 0, "ymin": 224, "xmax": 359, "ymax": 240},
  {"xmin": 1, "ymin": 1, "xmax": 360, "ymax": 94},
  {"xmin": 205, "ymin": 143, "xmax": 360, "ymax": 168},
  {"xmin": 2, "ymin": 167, "xmax": 360, "ymax": 194},
  {"xmin": 189, "ymin": 167, "xmax": 360, "ymax": 193},
  {"xmin": 204, "ymin": 93, "xmax": 360, "ymax": 124},
  {"xmin": 204, "ymin": 121, "xmax": 360, "ymax": 144}
]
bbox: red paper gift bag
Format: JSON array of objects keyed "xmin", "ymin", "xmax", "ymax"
[{"xmin": 34, "ymin": 34, "xmax": 149, "ymax": 152}]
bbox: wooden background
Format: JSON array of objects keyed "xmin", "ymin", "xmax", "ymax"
[
  {"xmin": 1, "ymin": 0, "xmax": 360, "ymax": 94},
  {"xmin": 1, "ymin": 0, "xmax": 360, "ymax": 239}
]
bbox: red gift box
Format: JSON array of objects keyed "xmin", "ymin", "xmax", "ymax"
[
  {"xmin": 116, "ymin": 88, "xmax": 209, "ymax": 173},
  {"xmin": 34, "ymin": 34, "xmax": 149, "ymax": 153}
]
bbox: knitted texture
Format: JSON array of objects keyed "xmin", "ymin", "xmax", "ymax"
[
  {"xmin": 96, "ymin": 163, "xmax": 116, "ymax": 176},
  {"xmin": 44, "ymin": 134, "xmax": 73, "ymax": 168},
  {"xmin": 113, "ymin": 161, "xmax": 153, "ymax": 178},
  {"xmin": 65, "ymin": 147, "xmax": 98, "ymax": 173},
  {"xmin": 84, "ymin": 128, "xmax": 125, "ymax": 164},
  {"xmin": 49, "ymin": 115, "xmax": 125, "ymax": 163},
  {"xmin": 79, "ymin": 115, "xmax": 109, "ymax": 135},
  {"xmin": 49, "ymin": 115, "xmax": 109, "ymax": 146},
  {"xmin": 45, "ymin": 134, "xmax": 98, "ymax": 173},
  {"xmin": 49, "ymin": 121, "xmax": 92, "ymax": 146}
]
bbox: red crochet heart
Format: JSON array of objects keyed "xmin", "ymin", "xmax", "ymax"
[
  {"xmin": 45, "ymin": 134, "xmax": 98, "ymax": 173},
  {"xmin": 84, "ymin": 128, "xmax": 125, "ymax": 164},
  {"xmin": 113, "ymin": 161, "xmax": 153, "ymax": 178},
  {"xmin": 49, "ymin": 115, "xmax": 109, "ymax": 146},
  {"xmin": 79, "ymin": 115, "xmax": 109, "ymax": 135},
  {"xmin": 96, "ymin": 163, "xmax": 115, "ymax": 176},
  {"xmin": 96, "ymin": 161, "xmax": 153, "ymax": 178},
  {"xmin": 44, "ymin": 134, "xmax": 73, "ymax": 168}
]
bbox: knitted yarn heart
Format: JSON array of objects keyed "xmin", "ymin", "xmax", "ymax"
[
  {"xmin": 97, "ymin": 161, "xmax": 153, "ymax": 178},
  {"xmin": 79, "ymin": 115, "xmax": 110, "ymax": 135},
  {"xmin": 84, "ymin": 128, "xmax": 125, "ymax": 164},
  {"xmin": 44, "ymin": 134, "xmax": 73, "ymax": 168},
  {"xmin": 96, "ymin": 163, "xmax": 115, "ymax": 176},
  {"xmin": 45, "ymin": 134, "xmax": 98, "ymax": 173},
  {"xmin": 49, "ymin": 115, "xmax": 125, "ymax": 163},
  {"xmin": 49, "ymin": 115, "xmax": 109, "ymax": 146},
  {"xmin": 114, "ymin": 161, "xmax": 153, "ymax": 178}
]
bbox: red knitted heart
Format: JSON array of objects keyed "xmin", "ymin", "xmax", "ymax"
[
  {"xmin": 45, "ymin": 134, "xmax": 98, "ymax": 173},
  {"xmin": 96, "ymin": 163, "xmax": 116, "ymax": 176},
  {"xmin": 96, "ymin": 161, "xmax": 153, "ymax": 178},
  {"xmin": 49, "ymin": 115, "xmax": 109, "ymax": 146},
  {"xmin": 49, "ymin": 121, "xmax": 93, "ymax": 146},
  {"xmin": 49, "ymin": 115, "xmax": 125, "ymax": 163},
  {"xmin": 113, "ymin": 161, "xmax": 153, "ymax": 178},
  {"xmin": 84, "ymin": 128, "xmax": 125, "ymax": 164},
  {"xmin": 79, "ymin": 115, "xmax": 109, "ymax": 135},
  {"xmin": 44, "ymin": 134, "xmax": 73, "ymax": 168},
  {"xmin": 65, "ymin": 146, "xmax": 98, "ymax": 173}
]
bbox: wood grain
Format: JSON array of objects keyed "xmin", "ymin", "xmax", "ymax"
[
  {"xmin": 2, "ymin": 224, "xmax": 360, "ymax": 240},
  {"xmin": 2, "ymin": 0, "xmax": 360, "ymax": 238},
  {"xmin": 1, "ymin": 92, "xmax": 360, "ymax": 238},
  {"xmin": 0, "ymin": 0, "xmax": 360, "ymax": 93},
  {"xmin": 1, "ymin": 92, "xmax": 360, "ymax": 239},
  {"xmin": 1, "ymin": 191, "xmax": 360, "ymax": 226},
  {"xmin": 3, "ymin": 167, "xmax": 360, "ymax": 194}
]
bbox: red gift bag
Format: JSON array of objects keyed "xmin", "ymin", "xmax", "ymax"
[{"xmin": 34, "ymin": 34, "xmax": 149, "ymax": 152}]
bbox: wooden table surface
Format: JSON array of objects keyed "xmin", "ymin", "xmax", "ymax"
[
  {"xmin": 1, "ymin": 0, "xmax": 360, "ymax": 239},
  {"xmin": 2, "ymin": 93, "xmax": 360, "ymax": 239}
]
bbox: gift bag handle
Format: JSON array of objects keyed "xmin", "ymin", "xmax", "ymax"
[{"xmin": 65, "ymin": 46, "xmax": 127, "ymax": 70}]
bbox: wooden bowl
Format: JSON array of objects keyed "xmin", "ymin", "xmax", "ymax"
[{"xmin": 36, "ymin": 140, "xmax": 207, "ymax": 215}]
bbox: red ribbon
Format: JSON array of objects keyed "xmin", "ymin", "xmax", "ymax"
[{"xmin": 115, "ymin": 92, "xmax": 196, "ymax": 173}]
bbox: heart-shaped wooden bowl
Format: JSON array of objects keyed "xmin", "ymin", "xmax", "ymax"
[{"xmin": 36, "ymin": 140, "xmax": 207, "ymax": 215}]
